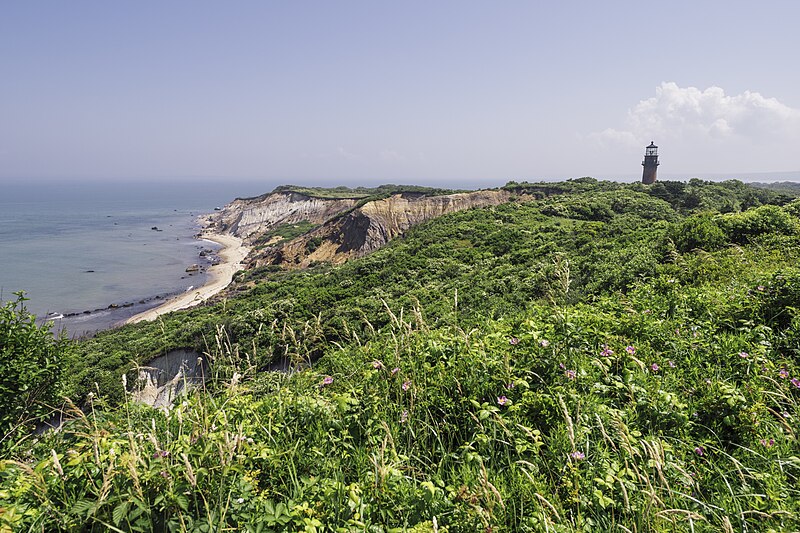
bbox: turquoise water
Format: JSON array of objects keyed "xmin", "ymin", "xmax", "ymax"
[{"xmin": 0, "ymin": 180, "xmax": 271, "ymax": 337}]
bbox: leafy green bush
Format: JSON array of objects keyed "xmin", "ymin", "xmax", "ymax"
[
  {"xmin": 0, "ymin": 293, "xmax": 70, "ymax": 453},
  {"xmin": 670, "ymin": 213, "xmax": 727, "ymax": 252},
  {"xmin": 720, "ymin": 204, "xmax": 797, "ymax": 244}
]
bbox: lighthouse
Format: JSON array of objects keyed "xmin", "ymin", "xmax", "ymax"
[{"xmin": 641, "ymin": 141, "xmax": 659, "ymax": 184}]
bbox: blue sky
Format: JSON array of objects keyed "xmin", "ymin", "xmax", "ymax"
[{"xmin": 2, "ymin": 1, "xmax": 799, "ymax": 186}]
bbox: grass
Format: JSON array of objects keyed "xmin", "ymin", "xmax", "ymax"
[
  {"xmin": 3, "ymin": 179, "xmax": 800, "ymax": 531},
  {"xmin": 5, "ymin": 259, "xmax": 800, "ymax": 531}
]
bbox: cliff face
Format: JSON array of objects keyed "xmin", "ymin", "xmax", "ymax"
[
  {"xmin": 208, "ymin": 188, "xmax": 513, "ymax": 270},
  {"xmin": 207, "ymin": 191, "xmax": 360, "ymax": 242},
  {"xmin": 245, "ymin": 190, "xmax": 512, "ymax": 268}
]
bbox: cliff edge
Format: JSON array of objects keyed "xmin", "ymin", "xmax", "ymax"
[{"xmin": 206, "ymin": 186, "xmax": 513, "ymax": 270}]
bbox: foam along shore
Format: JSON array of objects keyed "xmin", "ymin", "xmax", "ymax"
[{"xmin": 125, "ymin": 232, "xmax": 250, "ymax": 324}]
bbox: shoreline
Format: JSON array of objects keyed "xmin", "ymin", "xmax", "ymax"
[{"xmin": 125, "ymin": 232, "xmax": 250, "ymax": 324}]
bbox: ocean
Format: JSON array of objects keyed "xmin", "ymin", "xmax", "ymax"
[{"xmin": 0, "ymin": 180, "xmax": 271, "ymax": 337}]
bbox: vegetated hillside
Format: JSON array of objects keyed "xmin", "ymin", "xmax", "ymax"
[
  {"xmin": 4, "ymin": 178, "xmax": 800, "ymax": 531},
  {"xmin": 750, "ymin": 180, "xmax": 800, "ymax": 197}
]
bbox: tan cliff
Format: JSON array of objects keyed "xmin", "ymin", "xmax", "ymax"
[{"xmin": 230, "ymin": 189, "xmax": 513, "ymax": 269}]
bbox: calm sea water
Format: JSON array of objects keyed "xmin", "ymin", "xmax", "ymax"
[{"xmin": 0, "ymin": 180, "xmax": 271, "ymax": 337}]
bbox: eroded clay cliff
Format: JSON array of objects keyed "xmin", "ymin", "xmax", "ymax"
[
  {"xmin": 207, "ymin": 187, "xmax": 514, "ymax": 270},
  {"xmin": 248, "ymin": 190, "xmax": 512, "ymax": 268},
  {"xmin": 207, "ymin": 191, "xmax": 360, "ymax": 242}
]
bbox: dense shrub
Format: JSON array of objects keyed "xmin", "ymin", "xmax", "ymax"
[
  {"xmin": 720, "ymin": 204, "xmax": 797, "ymax": 244},
  {"xmin": 0, "ymin": 294, "xmax": 70, "ymax": 453},
  {"xmin": 670, "ymin": 213, "xmax": 727, "ymax": 252}
]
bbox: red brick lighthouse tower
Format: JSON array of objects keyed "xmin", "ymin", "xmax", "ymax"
[{"xmin": 642, "ymin": 141, "xmax": 659, "ymax": 184}]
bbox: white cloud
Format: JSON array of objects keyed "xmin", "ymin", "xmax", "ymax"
[
  {"xmin": 593, "ymin": 82, "xmax": 800, "ymax": 146},
  {"xmin": 378, "ymin": 149, "xmax": 404, "ymax": 163},
  {"xmin": 337, "ymin": 146, "xmax": 359, "ymax": 160}
]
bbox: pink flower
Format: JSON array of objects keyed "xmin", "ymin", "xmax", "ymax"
[
  {"xmin": 564, "ymin": 370, "xmax": 576, "ymax": 380},
  {"xmin": 402, "ymin": 380, "xmax": 411, "ymax": 391},
  {"xmin": 791, "ymin": 377, "xmax": 800, "ymax": 389},
  {"xmin": 497, "ymin": 395, "xmax": 508, "ymax": 406},
  {"xmin": 505, "ymin": 382, "xmax": 515, "ymax": 390},
  {"xmin": 321, "ymin": 376, "xmax": 334, "ymax": 387},
  {"xmin": 694, "ymin": 446, "xmax": 705, "ymax": 456},
  {"xmin": 779, "ymin": 368, "xmax": 789, "ymax": 379},
  {"xmin": 668, "ymin": 360, "xmax": 676, "ymax": 368},
  {"xmin": 600, "ymin": 345, "xmax": 614, "ymax": 357},
  {"xmin": 569, "ymin": 451, "xmax": 585, "ymax": 460},
  {"xmin": 539, "ymin": 339, "xmax": 550, "ymax": 347},
  {"xmin": 626, "ymin": 345, "xmax": 636, "ymax": 355},
  {"xmin": 400, "ymin": 410, "xmax": 409, "ymax": 423},
  {"xmin": 739, "ymin": 351, "xmax": 749, "ymax": 358},
  {"xmin": 372, "ymin": 360, "xmax": 384, "ymax": 370},
  {"xmin": 391, "ymin": 367, "xmax": 400, "ymax": 376},
  {"xmin": 651, "ymin": 363, "xmax": 659, "ymax": 372},
  {"xmin": 509, "ymin": 337, "xmax": 520, "ymax": 346},
  {"xmin": 760, "ymin": 438, "xmax": 775, "ymax": 448}
]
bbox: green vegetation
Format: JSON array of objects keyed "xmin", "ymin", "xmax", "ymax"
[
  {"xmin": 0, "ymin": 293, "xmax": 70, "ymax": 454},
  {"xmin": 253, "ymin": 220, "xmax": 319, "ymax": 248},
  {"xmin": 267, "ymin": 184, "xmax": 464, "ymax": 200},
  {"xmin": 4, "ymin": 179, "xmax": 800, "ymax": 531}
]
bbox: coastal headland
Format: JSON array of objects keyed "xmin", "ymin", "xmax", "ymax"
[{"xmin": 125, "ymin": 232, "xmax": 250, "ymax": 324}]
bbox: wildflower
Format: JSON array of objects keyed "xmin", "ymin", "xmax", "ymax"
[
  {"xmin": 539, "ymin": 339, "xmax": 550, "ymax": 347},
  {"xmin": 600, "ymin": 345, "xmax": 614, "ymax": 357},
  {"xmin": 372, "ymin": 360, "xmax": 384, "ymax": 369},
  {"xmin": 783, "ymin": 411, "xmax": 791, "ymax": 418},
  {"xmin": 705, "ymin": 378, "xmax": 712, "ymax": 385},
  {"xmin": 564, "ymin": 370, "xmax": 576, "ymax": 380},
  {"xmin": 694, "ymin": 446, "xmax": 705, "ymax": 456},
  {"xmin": 400, "ymin": 410, "xmax": 409, "ymax": 423},
  {"xmin": 497, "ymin": 395, "xmax": 509, "ymax": 406},
  {"xmin": 236, "ymin": 497, "xmax": 245, "ymax": 504},
  {"xmin": 559, "ymin": 363, "xmax": 566, "ymax": 370},
  {"xmin": 391, "ymin": 367, "xmax": 400, "ymax": 376},
  {"xmin": 757, "ymin": 285, "xmax": 765, "ymax": 291},
  {"xmin": 792, "ymin": 377, "xmax": 800, "ymax": 389},
  {"xmin": 760, "ymin": 438, "xmax": 775, "ymax": 448},
  {"xmin": 152, "ymin": 450, "xmax": 169, "ymax": 459},
  {"xmin": 509, "ymin": 337, "xmax": 520, "ymax": 346},
  {"xmin": 626, "ymin": 345, "xmax": 636, "ymax": 355},
  {"xmin": 779, "ymin": 368, "xmax": 789, "ymax": 379},
  {"xmin": 569, "ymin": 451, "xmax": 585, "ymax": 460},
  {"xmin": 321, "ymin": 376, "xmax": 334, "ymax": 387},
  {"xmin": 505, "ymin": 382, "xmax": 515, "ymax": 390},
  {"xmin": 160, "ymin": 471, "xmax": 169, "ymax": 478},
  {"xmin": 650, "ymin": 363, "xmax": 659, "ymax": 372},
  {"xmin": 668, "ymin": 360, "xmax": 676, "ymax": 368},
  {"xmin": 739, "ymin": 351, "xmax": 749, "ymax": 358},
  {"xmin": 402, "ymin": 380, "xmax": 411, "ymax": 391}
]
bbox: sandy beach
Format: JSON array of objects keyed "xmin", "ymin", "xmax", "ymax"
[{"xmin": 125, "ymin": 232, "xmax": 250, "ymax": 324}]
